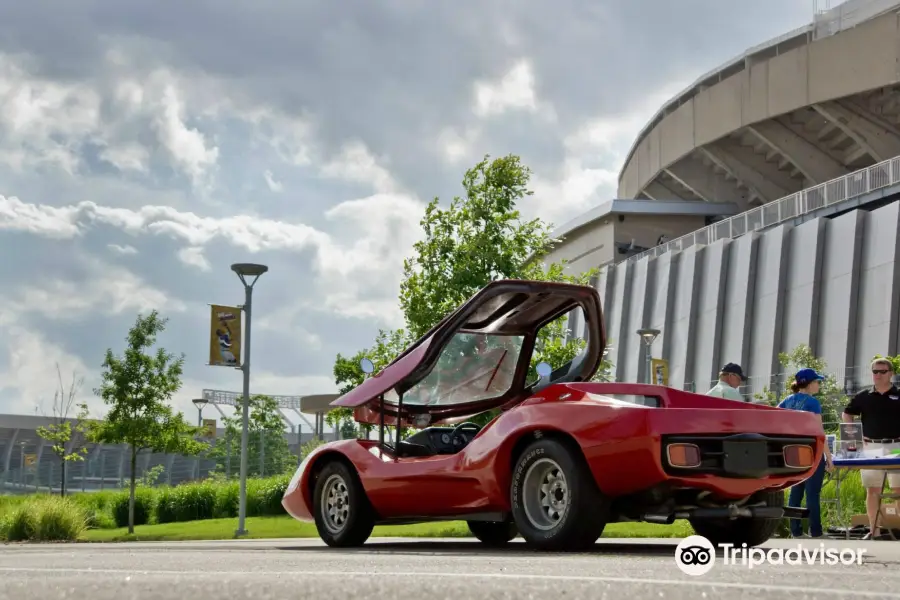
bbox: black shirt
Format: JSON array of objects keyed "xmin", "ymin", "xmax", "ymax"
[{"xmin": 844, "ymin": 385, "xmax": 900, "ymax": 440}]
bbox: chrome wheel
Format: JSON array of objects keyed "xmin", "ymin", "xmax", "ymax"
[
  {"xmin": 320, "ymin": 474, "xmax": 350, "ymax": 534},
  {"xmin": 522, "ymin": 457, "xmax": 569, "ymax": 531}
]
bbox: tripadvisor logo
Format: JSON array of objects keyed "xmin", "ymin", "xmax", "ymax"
[{"xmin": 674, "ymin": 535, "xmax": 867, "ymax": 576}]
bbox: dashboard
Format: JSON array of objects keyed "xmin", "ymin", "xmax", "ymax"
[{"xmin": 404, "ymin": 425, "xmax": 481, "ymax": 455}]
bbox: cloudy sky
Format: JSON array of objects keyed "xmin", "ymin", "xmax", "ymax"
[{"xmin": 0, "ymin": 0, "xmax": 814, "ymax": 433}]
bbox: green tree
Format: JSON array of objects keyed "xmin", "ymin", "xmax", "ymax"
[
  {"xmin": 329, "ymin": 154, "xmax": 613, "ymax": 431},
  {"xmin": 753, "ymin": 344, "xmax": 847, "ymax": 431},
  {"xmin": 209, "ymin": 395, "xmax": 294, "ymax": 477},
  {"xmin": 35, "ymin": 363, "xmax": 92, "ymax": 496},
  {"xmin": 90, "ymin": 310, "xmax": 207, "ymax": 534},
  {"xmin": 398, "ymin": 154, "xmax": 555, "ymax": 340},
  {"xmin": 398, "ymin": 155, "xmax": 610, "ymax": 386}
]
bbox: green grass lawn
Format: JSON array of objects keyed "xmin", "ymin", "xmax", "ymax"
[{"xmin": 82, "ymin": 515, "xmax": 694, "ymax": 542}]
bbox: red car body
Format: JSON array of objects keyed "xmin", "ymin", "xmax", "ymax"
[{"xmin": 283, "ymin": 279, "xmax": 825, "ymax": 550}]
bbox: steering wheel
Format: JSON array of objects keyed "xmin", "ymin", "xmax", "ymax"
[{"xmin": 450, "ymin": 421, "xmax": 482, "ymax": 448}]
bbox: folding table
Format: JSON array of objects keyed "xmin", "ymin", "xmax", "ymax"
[{"xmin": 827, "ymin": 455, "xmax": 900, "ymax": 540}]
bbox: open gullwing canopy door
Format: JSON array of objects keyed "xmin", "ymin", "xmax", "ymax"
[{"xmin": 331, "ymin": 279, "xmax": 607, "ymax": 427}]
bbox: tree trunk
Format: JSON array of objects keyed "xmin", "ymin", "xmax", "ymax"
[
  {"xmin": 129, "ymin": 447, "xmax": 137, "ymax": 535},
  {"xmin": 60, "ymin": 458, "xmax": 67, "ymax": 497}
]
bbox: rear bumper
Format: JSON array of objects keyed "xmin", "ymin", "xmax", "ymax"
[
  {"xmin": 660, "ymin": 432, "xmax": 819, "ymax": 478},
  {"xmin": 583, "ymin": 408, "xmax": 825, "ymax": 498}
]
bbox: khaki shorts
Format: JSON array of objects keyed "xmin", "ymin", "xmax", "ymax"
[{"xmin": 860, "ymin": 441, "xmax": 900, "ymax": 489}]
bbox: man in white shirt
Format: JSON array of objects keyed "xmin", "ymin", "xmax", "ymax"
[{"xmin": 706, "ymin": 363, "xmax": 746, "ymax": 401}]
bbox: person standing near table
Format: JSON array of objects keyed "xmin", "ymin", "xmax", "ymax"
[
  {"xmin": 778, "ymin": 368, "xmax": 834, "ymax": 538},
  {"xmin": 842, "ymin": 358, "xmax": 900, "ymax": 539}
]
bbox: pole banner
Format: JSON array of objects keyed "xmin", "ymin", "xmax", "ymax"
[
  {"xmin": 209, "ymin": 304, "xmax": 242, "ymax": 367},
  {"xmin": 651, "ymin": 358, "xmax": 669, "ymax": 386}
]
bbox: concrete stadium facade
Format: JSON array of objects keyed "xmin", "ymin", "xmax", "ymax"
[
  {"xmin": 619, "ymin": 0, "xmax": 900, "ymax": 211},
  {"xmin": 549, "ymin": 0, "xmax": 900, "ymax": 401}
]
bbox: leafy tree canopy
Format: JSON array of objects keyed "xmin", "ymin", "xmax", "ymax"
[{"xmin": 329, "ymin": 154, "xmax": 612, "ymax": 433}]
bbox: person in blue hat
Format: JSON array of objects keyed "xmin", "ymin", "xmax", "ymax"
[{"xmin": 778, "ymin": 368, "xmax": 834, "ymax": 538}]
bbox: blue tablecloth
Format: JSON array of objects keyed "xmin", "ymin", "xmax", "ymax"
[{"xmin": 833, "ymin": 455, "xmax": 900, "ymax": 468}]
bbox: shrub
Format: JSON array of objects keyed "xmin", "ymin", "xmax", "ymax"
[
  {"xmin": 247, "ymin": 475, "xmax": 290, "ymax": 517},
  {"xmin": 154, "ymin": 481, "xmax": 217, "ymax": 523},
  {"xmin": 110, "ymin": 488, "xmax": 155, "ymax": 528},
  {"xmin": 0, "ymin": 496, "xmax": 88, "ymax": 542},
  {"xmin": 213, "ymin": 479, "xmax": 240, "ymax": 518},
  {"xmin": 0, "ymin": 503, "xmax": 37, "ymax": 541}
]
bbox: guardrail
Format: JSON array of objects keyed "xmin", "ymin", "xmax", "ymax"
[
  {"xmin": 624, "ymin": 155, "xmax": 900, "ymax": 265},
  {"xmin": 813, "ymin": 0, "xmax": 900, "ymax": 40}
]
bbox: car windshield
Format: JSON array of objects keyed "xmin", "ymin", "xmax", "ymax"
[{"xmin": 386, "ymin": 332, "xmax": 525, "ymax": 407}]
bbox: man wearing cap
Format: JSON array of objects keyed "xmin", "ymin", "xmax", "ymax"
[
  {"xmin": 842, "ymin": 358, "xmax": 900, "ymax": 539},
  {"xmin": 705, "ymin": 363, "xmax": 746, "ymax": 401}
]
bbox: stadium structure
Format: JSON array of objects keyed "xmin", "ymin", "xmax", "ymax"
[{"xmin": 545, "ymin": 0, "xmax": 900, "ymax": 397}]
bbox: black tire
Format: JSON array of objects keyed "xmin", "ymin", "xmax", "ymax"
[
  {"xmin": 510, "ymin": 438, "xmax": 609, "ymax": 551},
  {"xmin": 312, "ymin": 460, "xmax": 375, "ymax": 547},
  {"xmin": 467, "ymin": 520, "xmax": 518, "ymax": 546},
  {"xmin": 688, "ymin": 490, "xmax": 784, "ymax": 548}
]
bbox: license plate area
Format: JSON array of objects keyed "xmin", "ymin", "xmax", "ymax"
[{"xmin": 722, "ymin": 440, "xmax": 769, "ymax": 476}]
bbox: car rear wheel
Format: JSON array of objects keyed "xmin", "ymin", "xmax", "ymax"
[
  {"xmin": 467, "ymin": 520, "xmax": 518, "ymax": 546},
  {"xmin": 510, "ymin": 438, "xmax": 609, "ymax": 551},
  {"xmin": 688, "ymin": 490, "xmax": 784, "ymax": 548},
  {"xmin": 312, "ymin": 460, "xmax": 375, "ymax": 547}
]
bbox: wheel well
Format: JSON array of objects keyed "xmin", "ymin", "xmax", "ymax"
[
  {"xmin": 306, "ymin": 450, "xmax": 358, "ymax": 499},
  {"xmin": 508, "ymin": 428, "xmax": 586, "ymax": 472}
]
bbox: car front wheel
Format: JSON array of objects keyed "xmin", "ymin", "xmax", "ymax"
[
  {"xmin": 510, "ymin": 438, "xmax": 609, "ymax": 551},
  {"xmin": 312, "ymin": 460, "xmax": 375, "ymax": 547}
]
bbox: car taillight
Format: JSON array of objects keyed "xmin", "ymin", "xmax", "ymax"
[
  {"xmin": 783, "ymin": 444, "xmax": 814, "ymax": 468},
  {"xmin": 667, "ymin": 443, "xmax": 701, "ymax": 468}
]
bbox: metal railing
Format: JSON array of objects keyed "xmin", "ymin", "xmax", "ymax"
[
  {"xmin": 201, "ymin": 389, "xmax": 303, "ymax": 409},
  {"xmin": 813, "ymin": 0, "xmax": 900, "ymax": 40},
  {"xmin": 624, "ymin": 155, "xmax": 900, "ymax": 265}
]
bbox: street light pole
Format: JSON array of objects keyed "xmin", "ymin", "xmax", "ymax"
[
  {"xmin": 192, "ymin": 398, "xmax": 208, "ymax": 427},
  {"xmin": 231, "ymin": 262, "xmax": 268, "ymax": 538},
  {"xmin": 636, "ymin": 328, "xmax": 661, "ymax": 384}
]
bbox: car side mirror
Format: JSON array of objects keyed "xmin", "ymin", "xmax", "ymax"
[
  {"xmin": 360, "ymin": 358, "xmax": 375, "ymax": 374},
  {"xmin": 536, "ymin": 362, "xmax": 552, "ymax": 378}
]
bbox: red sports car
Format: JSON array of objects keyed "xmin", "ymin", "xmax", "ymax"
[{"xmin": 283, "ymin": 279, "xmax": 825, "ymax": 551}]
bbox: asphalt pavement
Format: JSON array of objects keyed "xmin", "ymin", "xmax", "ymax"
[{"xmin": 1, "ymin": 536, "xmax": 900, "ymax": 600}]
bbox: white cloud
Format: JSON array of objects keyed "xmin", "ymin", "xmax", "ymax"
[
  {"xmin": 0, "ymin": 326, "xmax": 95, "ymax": 416},
  {"xmin": 320, "ymin": 140, "xmax": 400, "ymax": 194},
  {"xmin": 436, "ymin": 126, "xmax": 480, "ymax": 164},
  {"xmin": 0, "ymin": 52, "xmax": 226, "ymax": 187},
  {"xmin": 98, "ymin": 142, "xmax": 151, "ymax": 174},
  {"xmin": 177, "ymin": 246, "xmax": 211, "ymax": 271},
  {"xmin": 154, "ymin": 84, "xmax": 220, "ymax": 189},
  {"xmin": 0, "ymin": 191, "xmax": 423, "ymax": 323},
  {"xmin": 0, "ymin": 195, "xmax": 82, "ymax": 238},
  {"xmin": 0, "ymin": 261, "xmax": 183, "ymax": 327},
  {"xmin": 473, "ymin": 59, "xmax": 554, "ymax": 121},
  {"xmin": 263, "ymin": 169, "xmax": 283, "ymax": 192},
  {"xmin": 107, "ymin": 243, "xmax": 138, "ymax": 255},
  {"xmin": 524, "ymin": 76, "xmax": 699, "ymax": 226}
]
